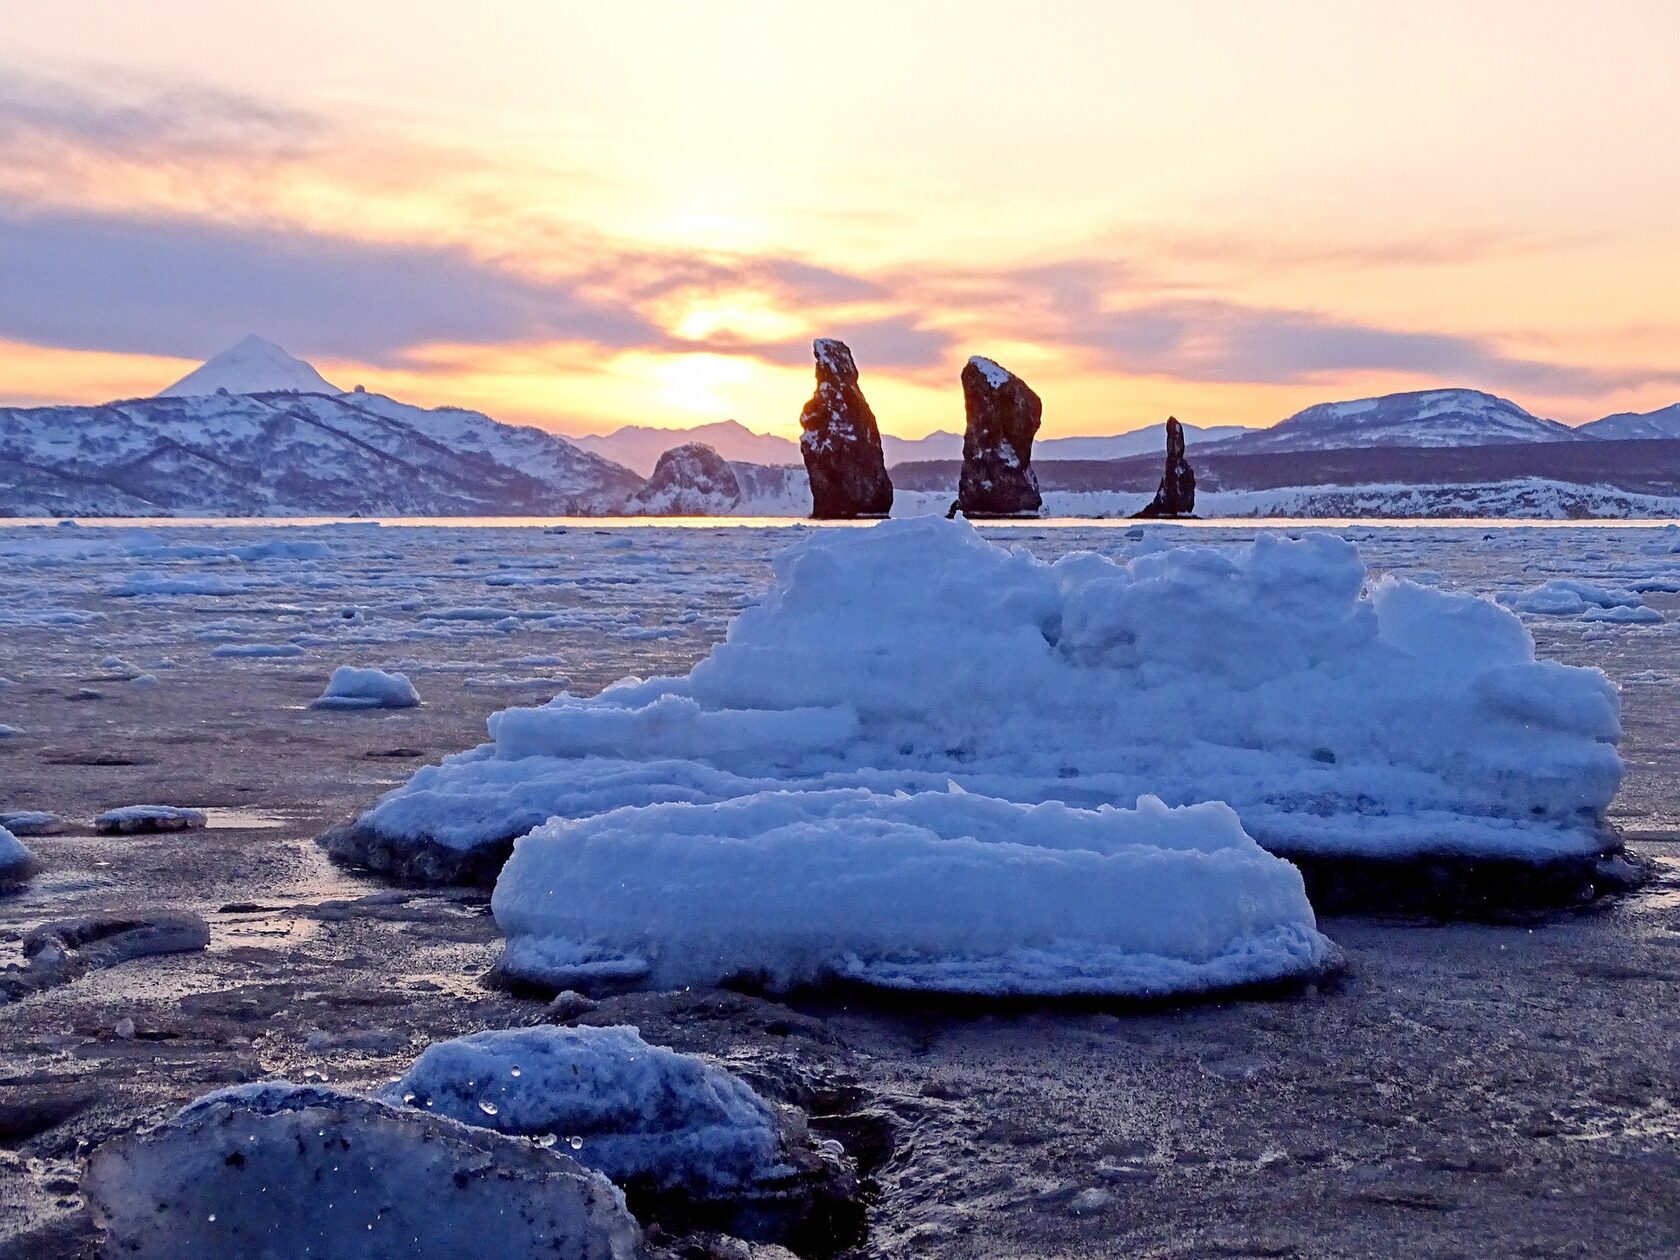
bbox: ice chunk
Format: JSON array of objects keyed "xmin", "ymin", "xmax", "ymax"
[
  {"xmin": 380, "ymin": 1025, "xmax": 788, "ymax": 1196},
  {"xmin": 211, "ymin": 643, "xmax": 306, "ymax": 658},
  {"xmin": 94, "ymin": 805, "xmax": 208, "ymax": 834},
  {"xmin": 83, "ymin": 1083, "xmax": 642, "ymax": 1260},
  {"xmin": 312, "ymin": 665, "xmax": 420, "ymax": 710},
  {"xmin": 491, "ymin": 790, "xmax": 1332, "ymax": 998},
  {"xmin": 0, "ymin": 824, "xmax": 37, "ymax": 889},
  {"xmin": 0, "ymin": 810, "xmax": 62, "ymax": 836}
]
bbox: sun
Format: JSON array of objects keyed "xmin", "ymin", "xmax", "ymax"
[{"xmin": 654, "ymin": 353, "xmax": 755, "ymax": 418}]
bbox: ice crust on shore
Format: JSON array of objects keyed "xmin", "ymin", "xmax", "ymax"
[
  {"xmin": 491, "ymin": 790, "xmax": 1332, "ymax": 997},
  {"xmin": 350, "ymin": 519, "xmax": 1621, "ymax": 869}
]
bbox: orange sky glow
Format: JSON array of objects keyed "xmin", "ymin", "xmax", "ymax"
[{"xmin": 1, "ymin": 1, "xmax": 1677, "ymax": 439}]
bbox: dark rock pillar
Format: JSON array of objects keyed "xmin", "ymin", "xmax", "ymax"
[
  {"xmin": 1133, "ymin": 416, "xmax": 1196, "ymax": 518},
  {"xmin": 798, "ymin": 339, "xmax": 893, "ymax": 518},
  {"xmin": 953, "ymin": 357, "xmax": 1043, "ymax": 517}
]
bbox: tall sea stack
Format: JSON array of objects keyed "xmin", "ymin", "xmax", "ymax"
[
  {"xmin": 798, "ymin": 339, "xmax": 893, "ymax": 519},
  {"xmin": 952, "ymin": 357, "xmax": 1042, "ymax": 517},
  {"xmin": 1133, "ymin": 416, "xmax": 1196, "ymax": 518}
]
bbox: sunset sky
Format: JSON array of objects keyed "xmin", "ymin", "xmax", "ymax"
[{"xmin": 2, "ymin": 0, "xmax": 1677, "ymax": 439}]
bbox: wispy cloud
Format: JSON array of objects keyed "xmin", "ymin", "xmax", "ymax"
[{"xmin": 0, "ymin": 67, "xmax": 1673, "ymax": 414}]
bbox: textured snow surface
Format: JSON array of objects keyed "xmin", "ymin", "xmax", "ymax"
[
  {"xmin": 380, "ymin": 1024, "xmax": 790, "ymax": 1195},
  {"xmin": 969, "ymin": 356, "xmax": 1013, "ymax": 389},
  {"xmin": 363, "ymin": 518, "xmax": 1620, "ymax": 865},
  {"xmin": 492, "ymin": 791, "xmax": 1331, "ymax": 997},
  {"xmin": 84, "ymin": 1082, "xmax": 642, "ymax": 1260},
  {"xmin": 312, "ymin": 664, "xmax": 420, "ymax": 710}
]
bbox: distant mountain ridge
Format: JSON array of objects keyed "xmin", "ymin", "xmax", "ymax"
[
  {"xmin": 1579, "ymin": 403, "xmax": 1680, "ymax": 441},
  {"xmin": 575, "ymin": 417, "xmax": 1251, "ymax": 472},
  {"xmin": 1208, "ymin": 389, "xmax": 1579, "ymax": 453}
]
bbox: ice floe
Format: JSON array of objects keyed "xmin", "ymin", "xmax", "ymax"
[{"xmin": 490, "ymin": 791, "xmax": 1333, "ymax": 998}]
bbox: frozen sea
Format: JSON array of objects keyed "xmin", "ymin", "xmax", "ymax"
[{"xmin": 1, "ymin": 517, "xmax": 1678, "ymax": 1257}]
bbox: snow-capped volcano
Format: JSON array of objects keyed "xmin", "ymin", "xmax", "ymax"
[
  {"xmin": 157, "ymin": 335, "xmax": 342, "ymax": 398},
  {"xmin": 1211, "ymin": 388, "xmax": 1579, "ymax": 453}
]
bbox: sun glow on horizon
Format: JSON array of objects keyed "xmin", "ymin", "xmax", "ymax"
[{"xmin": 1, "ymin": 1, "xmax": 1678, "ymax": 433}]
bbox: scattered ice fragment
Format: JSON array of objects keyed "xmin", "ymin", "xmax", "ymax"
[{"xmin": 311, "ymin": 665, "xmax": 420, "ymax": 711}]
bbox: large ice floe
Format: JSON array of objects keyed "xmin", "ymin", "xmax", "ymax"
[
  {"xmin": 323, "ymin": 519, "xmax": 1627, "ymax": 924},
  {"xmin": 83, "ymin": 1083, "xmax": 644, "ymax": 1259}
]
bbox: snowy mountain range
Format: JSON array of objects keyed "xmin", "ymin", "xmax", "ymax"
[{"xmin": 4, "ymin": 337, "xmax": 1679, "ymax": 519}]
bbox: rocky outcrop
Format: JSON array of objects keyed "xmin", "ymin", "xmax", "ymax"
[
  {"xmin": 798, "ymin": 340, "xmax": 893, "ymax": 518},
  {"xmin": 628, "ymin": 443, "xmax": 744, "ymax": 515},
  {"xmin": 953, "ymin": 357, "xmax": 1042, "ymax": 517},
  {"xmin": 1133, "ymin": 416, "xmax": 1197, "ymax": 517}
]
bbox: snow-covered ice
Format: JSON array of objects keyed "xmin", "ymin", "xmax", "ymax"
[
  {"xmin": 349, "ymin": 519, "xmax": 1621, "ymax": 887},
  {"xmin": 311, "ymin": 665, "xmax": 421, "ymax": 710},
  {"xmin": 491, "ymin": 791, "xmax": 1332, "ymax": 997}
]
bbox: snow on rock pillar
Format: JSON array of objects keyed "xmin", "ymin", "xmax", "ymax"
[
  {"xmin": 1133, "ymin": 416, "xmax": 1197, "ymax": 518},
  {"xmin": 798, "ymin": 338, "xmax": 894, "ymax": 519},
  {"xmin": 953, "ymin": 356, "xmax": 1043, "ymax": 517}
]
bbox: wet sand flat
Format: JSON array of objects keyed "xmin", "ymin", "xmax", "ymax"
[{"xmin": 1, "ymin": 521, "xmax": 1677, "ymax": 1258}]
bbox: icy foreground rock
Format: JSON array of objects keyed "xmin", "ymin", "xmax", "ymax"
[
  {"xmin": 492, "ymin": 791, "xmax": 1331, "ymax": 997},
  {"xmin": 380, "ymin": 1025, "xmax": 858, "ymax": 1243},
  {"xmin": 84, "ymin": 1083, "xmax": 644, "ymax": 1259}
]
